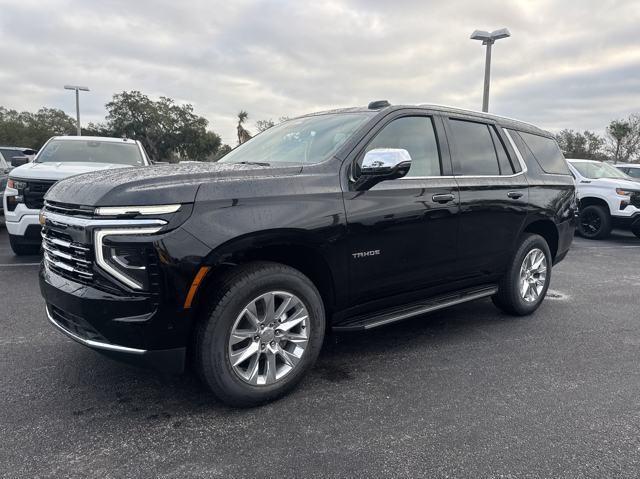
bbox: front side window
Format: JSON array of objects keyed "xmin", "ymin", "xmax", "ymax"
[
  {"xmin": 221, "ymin": 113, "xmax": 374, "ymax": 165},
  {"xmin": 449, "ymin": 119, "xmax": 500, "ymax": 176},
  {"xmin": 626, "ymin": 167, "xmax": 640, "ymax": 178},
  {"xmin": 363, "ymin": 116, "xmax": 441, "ymax": 177},
  {"xmin": 36, "ymin": 140, "xmax": 144, "ymax": 166}
]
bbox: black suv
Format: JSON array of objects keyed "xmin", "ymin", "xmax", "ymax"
[{"xmin": 39, "ymin": 102, "xmax": 576, "ymax": 406}]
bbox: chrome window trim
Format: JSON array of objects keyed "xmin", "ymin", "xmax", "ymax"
[
  {"xmin": 397, "ymin": 128, "xmax": 528, "ymax": 180},
  {"xmin": 94, "ymin": 226, "xmax": 163, "ymax": 290},
  {"xmin": 95, "ymin": 204, "xmax": 181, "ymax": 216},
  {"xmin": 46, "ymin": 306, "xmax": 146, "ymax": 355}
]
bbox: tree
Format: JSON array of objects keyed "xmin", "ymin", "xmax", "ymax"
[
  {"xmin": 0, "ymin": 106, "xmax": 76, "ymax": 149},
  {"xmin": 255, "ymin": 119, "xmax": 275, "ymax": 132},
  {"xmin": 605, "ymin": 116, "xmax": 640, "ymax": 163},
  {"xmin": 555, "ymin": 129, "xmax": 605, "ymax": 161},
  {"xmin": 212, "ymin": 144, "xmax": 233, "ymax": 161},
  {"xmin": 237, "ymin": 110, "xmax": 252, "ymax": 144},
  {"xmin": 101, "ymin": 91, "xmax": 221, "ymax": 162}
]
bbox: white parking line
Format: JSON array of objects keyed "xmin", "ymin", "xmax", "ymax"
[{"xmin": 0, "ymin": 263, "xmax": 40, "ymax": 267}]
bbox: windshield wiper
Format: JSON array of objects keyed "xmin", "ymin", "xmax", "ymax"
[{"xmin": 235, "ymin": 161, "xmax": 270, "ymax": 166}]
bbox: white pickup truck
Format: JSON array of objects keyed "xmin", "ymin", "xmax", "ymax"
[
  {"xmin": 3, "ymin": 136, "xmax": 151, "ymax": 255},
  {"xmin": 567, "ymin": 159, "xmax": 640, "ymax": 240}
]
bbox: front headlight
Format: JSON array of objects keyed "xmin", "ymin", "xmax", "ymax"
[
  {"xmin": 94, "ymin": 227, "xmax": 163, "ymax": 290},
  {"xmin": 616, "ymin": 188, "xmax": 635, "ymax": 196},
  {"xmin": 7, "ymin": 179, "xmax": 27, "ymax": 190}
]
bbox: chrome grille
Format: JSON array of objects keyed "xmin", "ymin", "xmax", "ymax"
[
  {"xmin": 44, "ymin": 200, "xmax": 95, "ymax": 217},
  {"xmin": 42, "ymin": 227, "xmax": 94, "ymax": 281}
]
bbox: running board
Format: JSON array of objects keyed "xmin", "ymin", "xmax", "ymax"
[{"xmin": 332, "ymin": 285, "xmax": 498, "ymax": 332}]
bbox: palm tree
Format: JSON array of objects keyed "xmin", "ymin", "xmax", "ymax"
[{"xmin": 237, "ymin": 110, "xmax": 252, "ymax": 144}]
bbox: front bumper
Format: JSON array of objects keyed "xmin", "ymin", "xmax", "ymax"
[
  {"xmin": 40, "ymin": 265, "xmax": 189, "ymax": 373},
  {"xmin": 4, "ymin": 207, "xmax": 41, "ymax": 240}
]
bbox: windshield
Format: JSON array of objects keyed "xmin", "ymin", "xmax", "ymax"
[
  {"xmin": 220, "ymin": 113, "xmax": 374, "ymax": 165},
  {"xmin": 570, "ymin": 161, "xmax": 630, "ymax": 180},
  {"xmin": 36, "ymin": 139, "xmax": 144, "ymax": 166}
]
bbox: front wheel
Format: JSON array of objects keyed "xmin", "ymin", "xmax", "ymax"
[
  {"xmin": 196, "ymin": 261, "xmax": 325, "ymax": 407},
  {"xmin": 493, "ymin": 233, "xmax": 552, "ymax": 316},
  {"xmin": 632, "ymin": 223, "xmax": 640, "ymax": 240},
  {"xmin": 578, "ymin": 205, "xmax": 612, "ymax": 240}
]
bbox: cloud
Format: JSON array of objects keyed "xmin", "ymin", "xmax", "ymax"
[{"xmin": 0, "ymin": 0, "xmax": 639, "ymax": 143}]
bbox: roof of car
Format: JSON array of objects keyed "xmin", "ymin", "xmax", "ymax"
[
  {"xmin": 615, "ymin": 163, "xmax": 640, "ymax": 167},
  {"xmin": 49, "ymin": 136, "xmax": 138, "ymax": 144},
  {"xmin": 302, "ymin": 103, "xmax": 551, "ymax": 137}
]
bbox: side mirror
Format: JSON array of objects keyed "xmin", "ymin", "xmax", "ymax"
[
  {"xmin": 11, "ymin": 156, "xmax": 29, "ymax": 167},
  {"xmin": 354, "ymin": 148, "xmax": 412, "ymax": 190}
]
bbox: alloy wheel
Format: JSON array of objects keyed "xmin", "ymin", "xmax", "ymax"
[
  {"xmin": 580, "ymin": 210, "xmax": 602, "ymax": 236},
  {"xmin": 228, "ymin": 291, "xmax": 310, "ymax": 386},
  {"xmin": 519, "ymin": 248, "xmax": 548, "ymax": 303}
]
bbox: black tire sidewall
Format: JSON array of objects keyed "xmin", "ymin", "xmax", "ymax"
[
  {"xmin": 578, "ymin": 205, "xmax": 611, "ymax": 239},
  {"xmin": 198, "ymin": 264, "xmax": 325, "ymax": 406},
  {"xmin": 9, "ymin": 234, "xmax": 39, "ymax": 256},
  {"xmin": 498, "ymin": 234, "xmax": 552, "ymax": 316}
]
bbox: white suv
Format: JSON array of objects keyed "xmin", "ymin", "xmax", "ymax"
[
  {"xmin": 567, "ymin": 159, "xmax": 640, "ymax": 239},
  {"xmin": 3, "ymin": 136, "xmax": 150, "ymax": 255}
]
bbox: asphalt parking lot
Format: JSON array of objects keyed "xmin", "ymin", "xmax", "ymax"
[{"xmin": 1, "ymin": 227, "xmax": 639, "ymax": 478}]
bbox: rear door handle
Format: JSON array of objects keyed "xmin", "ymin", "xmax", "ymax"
[
  {"xmin": 507, "ymin": 191, "xmax": 523, "ymax": 199},
  {"xmin": 432, "ymin": 193, "xmax": 455, "ymax": 203}
]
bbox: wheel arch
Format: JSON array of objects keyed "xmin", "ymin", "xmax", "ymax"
[
  {"xmin": 192, "ymin": 230, "xmax": 338, "ymax": 321},
  {"xmin": 579, "ymin": 196, "xmax": 611, "ymax": 213},
  {"xmin": 520, "ymin": 218, "xmax": 559, "ymax": 261}
]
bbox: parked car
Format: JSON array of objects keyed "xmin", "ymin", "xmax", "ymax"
[
  {"xmin": 566, "ymin": 159, "xmax": 640, "ymax": 239},
  {"xmin": 1, "ymin": 147, "xmax": 37, "ymax": 221},
  {"xmin": 3, "ymin": 136, "xmax": 151, "ymax": 254},
  {"xmin": 615, "ymin": 163, "xmax": 640, "ymax": 180},
  {"xmin": 39, "ymin": 102, "xmax": 576, "ymax": 406}
]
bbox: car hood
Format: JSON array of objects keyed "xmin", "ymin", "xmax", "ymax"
[
  {"xmin": 9, "ymin": 161, "xmax": 132, "ymax": 181},
  {"xmin": 588, "ymin": 177, "xmax": 640, "ymax": 189},
  {"xmin": 45, "ymin": 162, "xmax": 304, "ymax": 206}
]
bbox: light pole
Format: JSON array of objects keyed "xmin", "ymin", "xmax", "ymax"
[
  {"xmin": 64, "ymin": 85, "xmax": 90, "ymax": 135},
  {"xmin": 470, "ymin": 28, "xmax": 510, "ymax": 112}
]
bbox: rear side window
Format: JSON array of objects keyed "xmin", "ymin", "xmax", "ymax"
[
  {"xmin": 364, "ymin": 116, "xmax": 441, "ymax": 177},
  {"xmin": 449, "ymin": 119, "xmax": 500, "ymax": 175},
  {"xmin": 517, "ymin": 132, "xmax": 570, "ymax": 175}
]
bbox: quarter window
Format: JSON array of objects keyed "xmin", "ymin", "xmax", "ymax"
[
  {"xmin": 364, "ymin": 116, "xmax": 441, "ymax": 177},
  {"xmin": 517, "ymin": 131, "xmax": 570, "ymax": 175},
  {"xmin": 449, "ymin": 119, "xmax": 501, "ymax": 176}
]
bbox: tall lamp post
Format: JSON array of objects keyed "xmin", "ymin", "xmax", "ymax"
[
  {"xmin": 470, "ymin": 28, "xmax": 510, "ymax": 112},
  {"xmin": 64, "ymin": 85, "xmax": 90, "ymax": 135}
]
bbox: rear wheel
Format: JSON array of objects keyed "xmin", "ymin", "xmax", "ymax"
[
  {"xmin": 578, "ymin": 205, "xmax": 612, "ymax": 240},
  {"xmin": 196, "ymin": 261, "xmax": 325, "ymax": 407},
  {"xmin": 493, "ymin": 233, "xmax": 552, "ymax": 316},
  {"xmin": 9, "ymin": 234, "xmax": 40, "ymax": 256}
]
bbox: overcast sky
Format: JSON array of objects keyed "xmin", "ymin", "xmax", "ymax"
[{"xmin": 1, "ymin": 0, "xmax": 639, "ymax": 144}]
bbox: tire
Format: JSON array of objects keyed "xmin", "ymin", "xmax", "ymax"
[
  {"xmin": 492, "ymin": 233, "xmax": 552, "ymax": 316},
  {"xmin": 632, "ymin": 223, "xmax": 640, "ymax": 240},
  {"xmin": 9, "ymin": 234, "xmax": 40, "ymax": 256},
  {"xmin": 195, "ymin": 261, "xmax": 325, "ymax": 407},
  {"xmin": 578, "ymin": 205, "xmax": 612, "ymax": 240}
]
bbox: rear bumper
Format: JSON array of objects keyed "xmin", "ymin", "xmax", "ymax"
[{"xmin": 554, "ymin": 217, "xmax": 575, "ymax": 265}]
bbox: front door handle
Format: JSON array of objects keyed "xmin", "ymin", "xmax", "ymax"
[
  {"xmin": 432, "ymin": 193, "xmax": 455, "ymax": 203},
  {"xmin": 507, "ymin": 191, "xmax": 523, "ymax": 199}
]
